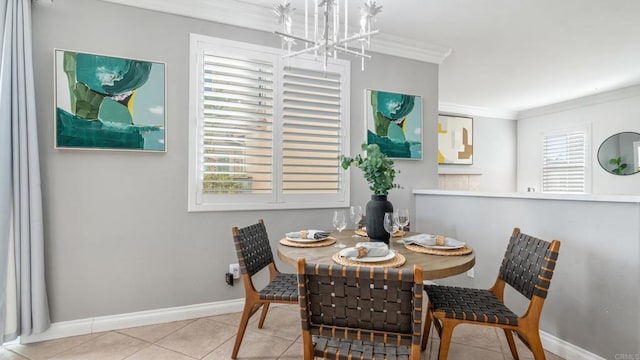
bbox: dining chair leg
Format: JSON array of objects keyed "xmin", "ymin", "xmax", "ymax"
[
  {"xmin": 231, "ymin": 301, "xmax": 254, "ymax": 359},
  {"xmin": 410, "ymin": 343, "xmax": 421, "ymax": 360},
  {"xmin": 257, "ymin": 302, "xmax": 270, "ymax": 329},
  {"xmin": 301, "ymin": 331, "xmax": 314, "ymax": 360},
  {"xmin": 523, "ymin": 330, "xmax": 546, "ymax": 360},
  {"xmin": 421, "ymin": 304, "xmax": 433, "ymax": 350},
  {"xmin": 503, "ymin": 329, "xmax": 520, "ymax": 360},
  {"xmin": 437, "ymin": 321, "xmax": 456, "ymax": 360}
]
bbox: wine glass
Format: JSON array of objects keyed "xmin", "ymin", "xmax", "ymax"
[
  {"xmin": 383, "ymin": 212, "xmax": 399, "ymax": 236},
  {"xmin": 396, "ymin": 208, "xmax": 410, "ymax": 232},
  {"xmin": 333, "ymin": 210, "xmax": 347, "ymax": 248},
  {"xmin": 350, "ymin": 205, "xmax": 362, "ymax": 237}
]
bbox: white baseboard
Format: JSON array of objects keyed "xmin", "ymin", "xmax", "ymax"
[
  {"xmin": 19, "ymin": 299, "xmax": 605, "ymax": 360},
  {"xmin": 20, "ymin": 298, "xmax": 245, "ymax": 344},
  {"xmin": 540, "ymin": 330, "xmax": 606, "ymax": 360}
]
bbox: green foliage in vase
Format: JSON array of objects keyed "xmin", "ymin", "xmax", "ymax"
[
  {"xmin": 609, "ymin": 157, "xmax": 628, "ymax": 175},
  {"xmin": 339, "ymin": 143, "xmax": 400, "ymax": 195}
]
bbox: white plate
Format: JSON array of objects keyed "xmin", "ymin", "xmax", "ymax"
[
  {"xmin": 285, "ymin": 236, "xmax": 329, "ymax": 243},
  {"xmin": 348, "ymin": 250, "xmax": 396, "ymax": 263},
  {"xmin": 402, "ymin": 235, "xmax": 466, "ymax": 250},
  {"xmin": 426, "ymin": 238, "xmax": 465, "ymax": 249}
]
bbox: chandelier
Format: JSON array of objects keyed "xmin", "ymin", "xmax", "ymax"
[{"xmin": 273, "ymin": 0, "xmax": 382, "ymax": 70}]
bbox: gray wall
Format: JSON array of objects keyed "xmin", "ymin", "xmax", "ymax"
[
  {"xmin": 473, "ymin": 116, "xmax": 517, "ymax": 191},
  {"xmin": 438, "ymin": 115, "xmax": 517, "ymax": 192},
  {"xmin": 518, "ymin": 89, "xmax": 640, "ymax": 194},
  {"xmin": 415, "ymin": 193, "xmax": 640, "ymax": 359},
  {"xmin": 32, "ymin": 0, "xmax": 439, "ymax": 322}
]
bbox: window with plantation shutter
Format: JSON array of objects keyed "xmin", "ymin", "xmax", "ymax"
[
  {"xmin": 200, "ymin": 53, "xmax": 274, "ymax": 196},
  {"xmin": 282, "ymin": 65, "xmax": 342, "ymax": 196},
  {"xmin": 189, "ymin": 34, "xmax": 350, "ymax": 211},
  {"xmin": 542, "ymin": 128, "xmax": 589, "ymax": 193}
]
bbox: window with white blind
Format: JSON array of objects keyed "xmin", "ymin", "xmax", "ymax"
[
  {"xmin": 188, "ymin": 34, "xmax": 350, "ymax": 211},
  {"xmin": 541, "ymin": 127, "xmax": 589, "ymax": 193}
]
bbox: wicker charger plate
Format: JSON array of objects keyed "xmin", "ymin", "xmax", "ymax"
[
  {"xmin": 354, "ymin": 229, "xmax": 405, "ymax": 238},
  {"xmin": 332, "ymin": 251, "xmax": 406, "ymax": 268},
  {"xmin": 279, "ymin": 237, "xmax": 336, "ymax": 248},
  {"xmin": 404, "ymin": 244, "xmax": 473, "ymax": 256}
]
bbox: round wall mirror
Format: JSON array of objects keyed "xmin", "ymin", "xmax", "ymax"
[{"xmin": 597, "ymin": 132, "xmax": 640, "ymax": 175}]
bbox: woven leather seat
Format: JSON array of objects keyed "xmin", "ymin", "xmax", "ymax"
[
  {"xmin": 422, "ymin": 228, "xmax": 560, "ymax": 360},
  {"xmin": 259, "ymin": 273, "xmax": 298, "ymax": 301},
  {"xmin": 230, "ymin": 219, "xmax": 298, "ymax": 359},
  {"xmin": 297, "ymin": 258, "xmax": 424, "ymax": 360},
  {"xmin": 426, "ymin": 286, "xmax": 519, "ymax": 325},
  {"xmin": 313, "ymin": 337, "xmax": 413, "ymax": 359}
]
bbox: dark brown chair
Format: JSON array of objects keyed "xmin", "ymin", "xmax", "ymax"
[
  {"xmin": 421, "ymin": 227, "xmax": 560, "ymax": 360},
  {"xmin": 297, "ymin": 258, "xmax": 424, "ymax": 360},
  {"xmin": 231, "ymin": 219, "xmax": 298, "ymax": 359}
]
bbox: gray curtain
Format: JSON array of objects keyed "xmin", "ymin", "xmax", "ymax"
[{"xmin": 1, "ymin": 0, "xmax": 50, "ymax": 343}]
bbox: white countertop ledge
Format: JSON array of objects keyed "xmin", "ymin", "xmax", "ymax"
[{"xmin": 413, "ymin": 190, "xmax": 640, "ymax": 203}]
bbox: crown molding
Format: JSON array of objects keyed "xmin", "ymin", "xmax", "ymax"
[
  {"xmin": 373, "ymin": 33, "xmax": 451, "ymax": 64},
  {"xmin": 98, "ymin": 0, "xmax": 451, "ymax": 64},
  {"xmin": 517, "ymin": 83, "xmax": 640, "ymax": 119},
  {"xmin": 439, "ymin": 102, "xmax": 518, "ymax": 120},
  {"xmin": 100, "ymin": 0, "xmax": 274, "ymax": 30}
]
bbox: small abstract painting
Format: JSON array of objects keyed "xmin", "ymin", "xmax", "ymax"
[
  {"xmin": 366, "ymin": 89, "xmax": 422, "ymax": 160},
  {"xmin": 55, "ymin": 49, "xmax": 166, "ymax": 151},
  {"xmin": 438, "ymin": 114, "xmax": 473, "ymax": 164}
]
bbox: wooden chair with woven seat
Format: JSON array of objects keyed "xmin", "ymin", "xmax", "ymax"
[
  {"xmin": 297, "ymin": 258, "xmax": 424, "ymax": 360},
  {"xmin": 421, "ymin": 227, "xmax": 561, "ymax": 360},
  {"xmin": 230, "ymin": 219, "xmax": 299, "ymax": 359}
]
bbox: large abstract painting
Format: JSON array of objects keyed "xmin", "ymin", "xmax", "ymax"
[
  {"xmin": 438, "ymin": 114, "xmax": 473, "ymax": 164},
  {"xmin": 366, "ymin": 89, "xmax": 422, "ymax": 159},
  {"xmin": 55, "ymin": 50, "xmax": 166, "ymax": 151}
]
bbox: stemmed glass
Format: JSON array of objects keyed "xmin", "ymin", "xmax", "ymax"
[
  {"xmin": 383, "ymin": 212, "xmax": 399, "ymax": 236},
  {"xmin": 396, "ymin": 208, "xmax": 410, "ymax": 232},
  {"xmin": 350, "ymin": 205, "xmax": 362, "ymax": 237},
  {"xmin": 333, "ymin": 210, "xmax": 347, "ymax": 248}
]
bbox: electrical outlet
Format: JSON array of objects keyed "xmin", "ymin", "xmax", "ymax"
[
  {"xmin": 466, "ymin": 268, "xmax": 475, "ymax": 278},
  {"xmin": 229, "ymin": 263, "xmax": 240, "ymax": 279},
  {"xmin": 225, "ymin": 272, "xmax": 234, "ymax": 286}
]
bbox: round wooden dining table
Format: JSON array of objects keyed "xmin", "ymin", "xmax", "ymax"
[{"xmin": 277, "ymin": 230, "xmax": 475, "ymax": 280}]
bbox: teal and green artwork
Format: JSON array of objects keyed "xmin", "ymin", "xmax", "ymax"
[
  {"xmin": 55, "ymin": 50, "xmax": 166, "ymax": 151},
  {"xmin": 365, "ymin": 89, "xmax": 422, "ymax": 159}
]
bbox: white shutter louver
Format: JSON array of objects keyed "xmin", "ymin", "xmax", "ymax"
[
  {"xmin": 542, "ymin": 130, "xmax": 586, "ymax": 193},
  {"xmin": 281, "ymin": 66, "xmax": 342, "ymax": 194},
  {"xmin": 200, "ymin": 54, "xmax": 274, "ymax": 195}
]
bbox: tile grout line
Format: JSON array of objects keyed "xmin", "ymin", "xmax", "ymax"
[
  {"xmin": 150, "ymin": 319, "xmax": 232, "ymax": 360},
  {"xmin": 276, "ymin": 337, "xmax": 300, "ymax": 360},
  {"xmin": 4, "ymin": 347, "xmax": 31, "ymax": 360},
  {"xmin": 6, "ymin": 331, "xmax": 110, "ymax": 360},
  {"xmin": 114, "ymin": 318, "xmax": 197, "ymax": 344}
]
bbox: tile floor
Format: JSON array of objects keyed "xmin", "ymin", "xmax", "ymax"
[{"xmin": 1, "ymin": 305, "xmax": 565, "ymax": 360}]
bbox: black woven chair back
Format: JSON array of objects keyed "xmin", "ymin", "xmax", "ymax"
[
  {"xmin": 298, "ymin": 262, "xmax": 423, "ymax": 346},
  {"xmin": 233, "ymin": 220, "xmax": 274, "ymax": 277},
  {"xmin": 498, "ymin": 230, "xmax": 559, "ymax": 299}
]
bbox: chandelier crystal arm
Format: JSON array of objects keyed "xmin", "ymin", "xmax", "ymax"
[
  {"xmin": 281, "ymin": 43, "xmax": 323, "ymax": 58},
  {"xmin": 337, "ymin": 29, "xmax": 379, "ymax": 45},
  {"xmin": 334, "ymin": 45, "xmax": 372, "ymax": 58},
  {"xmin": 274, "ymin": 31, "xmax": 317, "ymax": 45}
]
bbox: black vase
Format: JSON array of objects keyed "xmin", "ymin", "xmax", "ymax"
[{"xmin": 366, "ymin": 194, "xmax": 393, "ymax": 244}]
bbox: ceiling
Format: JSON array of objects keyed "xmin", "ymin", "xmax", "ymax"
[{"xmin": 101, "ymin": 0, "xmax": 640, "ymax": 118}]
